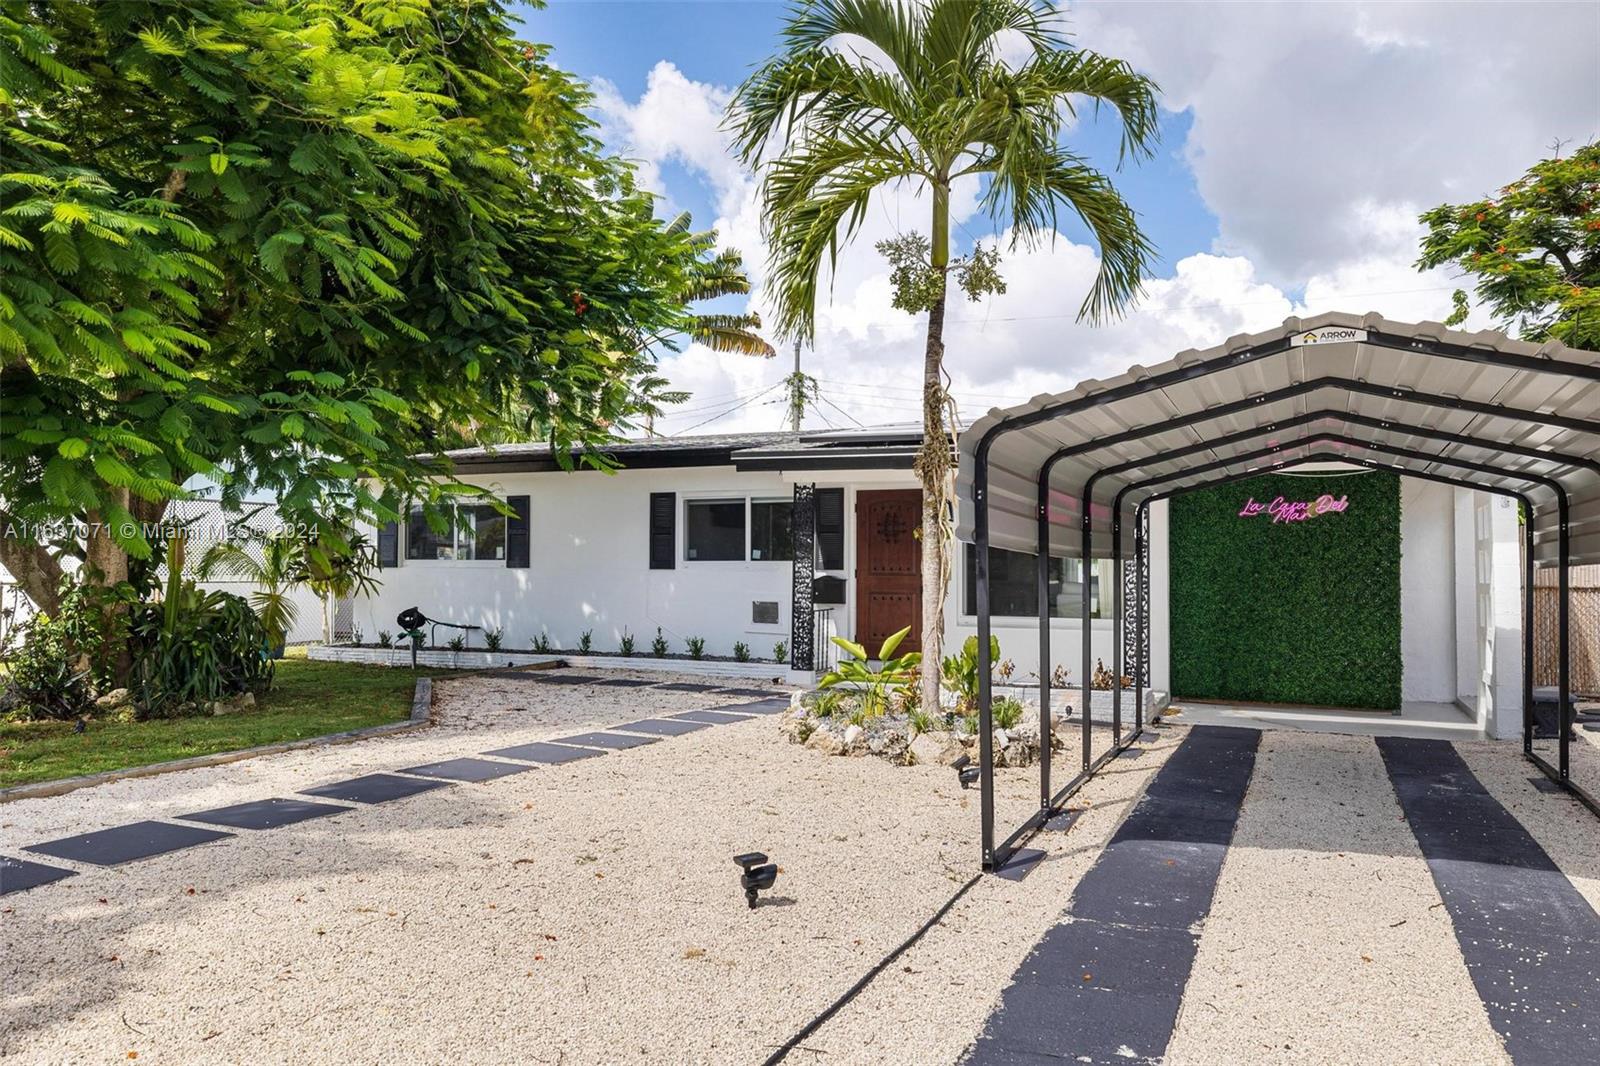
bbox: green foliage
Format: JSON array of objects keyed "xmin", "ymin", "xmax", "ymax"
[
  {"xmin": 484, "ymin": 628, "xmax": 503, "ymax": 652},
  {"xmin": 992, "ymin": 697, "xmax": 1024, "ymax": 730},
  {"xmin": 577, "ymin": 629, "xmax": 593, "ymax": 654},
  {"xmin": 685, "ymin": 635, "xmax": 706, "ymax": 660},
  {"xmin": 0, "ymin": 607, "xmax": 95, "ymax": 721},
  {"xmin": 446, "ymin": 635, "xmax": 466, "ymax": 652},
  {"xmin": 1170, "ymin": 472, "xmax": 1402, "ymax": 710},
  {"xmin": 733, "ymin": 641, "xmax": 751, "ymax": 662},
  {"xmin": 819, "ymin": 625, "xmax": 922, "ymax": 719},
  {"xmin": 1417, "ymin": 143, "xmax": 1599, "ymax": 350},
  {"xmin": 531, "ymin": 632, "xmax": 552, "ymax": 654},
  {"xmin": 877, "ymin": 234, "xmax": 1008, "ymax": 313},
  {"xmin": 0, "ymin": 0, "xmax": 729, "ymax": 604},
  {"xmin": 619, "ymin": 630, "xmax": 635, "ymax": 656},
  {"xmin": 377, "ymin": 630, "xmax": 393, "ymax": 649},
  {"xmin": 651, "ymin": 627, "xmax": 668, "ymax": 658},
  {"xmin": 941, "ymin": 634, "xmax": 1001, "ymax": 713},
  {"xmin": 772, "ymin": 639, "xmax": 787, "ymax": 664},
  {"xmin": 127, "ymin": 584, "xmax": 273, "ymax": 717},
  {"xmin": 727, "ymin": 0, "xmax": 1160, "ymax": 341}
]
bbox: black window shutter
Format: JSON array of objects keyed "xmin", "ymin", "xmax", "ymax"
[
  {"xmin": 505, "ymin": 495, "xmax": 530, "ymax": 568},
  {"xmin": 377, "ymin": 521, "xmax": 399, "ymax": 569},
  {"xmin": 649, "ymin": 492, "xmax": 676, "ymax": 569},
  {"xmin": 817, "ymin": 488, "xmax": 845, "ymax": 570}
]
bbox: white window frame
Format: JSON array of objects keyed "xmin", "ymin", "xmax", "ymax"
[
  {"xmin": 681, "ymin": 495, "xmax": 796, "ymax": 564},
  {"xmin": 403, "ymin": 502, "xmax": 508, "ymax": 565}
]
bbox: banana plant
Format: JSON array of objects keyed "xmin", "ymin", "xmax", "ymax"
[{"xmin": 819, "ymin": 626, "xmax": 922, "ymax": 719}]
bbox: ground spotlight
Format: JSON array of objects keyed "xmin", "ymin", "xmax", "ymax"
[
  {"xmin": 952, "ymin": 754, "xmax": 979, "ymax": 790},
  {"xmin": 734, "ymin": 852, "xmax": 778, "ymax": 908}
]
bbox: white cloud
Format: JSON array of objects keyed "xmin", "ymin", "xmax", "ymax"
[{"xmin": 586, "ymin": 0, "xmax": 1592, "ymax": 436}]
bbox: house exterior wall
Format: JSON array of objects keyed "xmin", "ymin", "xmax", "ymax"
[{"xmin": 356, "ymin": 464, "xmax": 1524, "ymax": 732}]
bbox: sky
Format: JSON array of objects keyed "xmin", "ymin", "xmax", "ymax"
[{"xmin": 516, "ymin": 0, "xmax": 1600, "ymax": 436}]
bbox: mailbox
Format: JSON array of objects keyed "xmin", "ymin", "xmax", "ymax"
[{"xmin": 813, "ymin": 575, "xmax": 847, "ymax": 604}]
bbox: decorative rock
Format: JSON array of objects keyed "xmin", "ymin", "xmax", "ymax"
[
  {"xmin": 842, "ymin": 724, "xmax": 864, "ymax": 749},
  {"xmin": 805, "ymin": 726, "xmax": 845, "ymax": 756},
  {"xmin": 93, "ymin": 688, "xmax": 132, "ymax": 711}
]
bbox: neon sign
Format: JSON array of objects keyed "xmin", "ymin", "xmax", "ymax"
[{"xmin": 1238, "ymin": 494, "xmax": 1350, "ymax": 523}]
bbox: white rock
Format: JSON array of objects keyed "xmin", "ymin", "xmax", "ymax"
[{"xmin": 842, "ymin": 724, "xmax": 864, "ymax": 748}]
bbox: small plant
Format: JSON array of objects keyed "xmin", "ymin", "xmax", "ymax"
[
  {"xmin": 578, "ymin": 629, "xmax": 593, "ymax": 653},
  {"xmin": 992, "ymin": 696, "xmax": 1024, "ymax": 730},
  {"xmin": 1090, "ymin": 658, "xmax": 1134, "ymax": 691},
  {"xmin": 906, "ymin": 705, "xmax": 935, "ymax": 736},
  {"xmin": 772, "ymin": 639, "xmax": 787, "ymax": 663},
  {"xmin": 377, "ymin": 630, "xmax": 393, "ymax": 648},
  {"xmin": 996, "ymin": 658, "xmax": 1015, "ymax": 684},
  {"xmin": 350, "ymin": 625, "xmax": 363, "ymax": 646},
  {"xmin": 1052, "ymin": 664, "xmax": 1071, "ymax": 689},
  {"xmin": 484, "ymin": 627, "xmax": 504, "ymax": 652},
  {"xmin": 733, "ymin": 641, "xmax": 751, "ymax": 662},
  {"xmin": 809, "ymin": 689, "xmax": 844, "ymax": 717},
  {"xmin": 819, "ymin": 625, "xmax": 921, "ymax": 719},
  {"xmin": 531, "ymin": 631, "xmax": 552, "ymax": 654},
  {"xmin": 619, "ymin": 630, "xmax": 636, "ymax": 655},
  {"xmin": 446, "ymin": 634, "xmax": 466, "ymax": 652},
  {"xmin": 686, "ymin": 635, "xmax": 706, "ymax": 660},
  {"xmin": 940, "ymin": 634, "xmax": 1000, "ymax": 714},
  {"xmin": 651, "ymin": 627, "xmax": 668, "ymax": 657}
]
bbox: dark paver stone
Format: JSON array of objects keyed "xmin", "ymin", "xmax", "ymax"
[
  {"xmin": 611, "ymin": 718, "xmax": 712, "ymax": 736},
  {"xmin": 669, "ymin": 709, "xmax": 756, "ymax": 725},
  {"xmin": 548, "ymin": 731, "xmax": 660, "ymax": 750},
  {"xmin": 1378, "ymin": 736, "xmax": 1600, "ymax": 1065},
  {"xmin": 182, "ymin": 797, "xmax": 350, "ymax": 830},
  {"xmin": 656, "ymin": 682, "xmax": 720, "ymax": 693},
  {"xmin": 993, "ymin": 847, "xmax": 1046, "ymax": 882},
  {"xmin": 968, "ymin": 725, "xmax": 1260, "ymax": 1065},
  {"xmin": 715, "ymin": 687, "xmax": 783, "ymax": 698},
  {"xmin": 300, "ymin": 773, "xmax": 449, "ymax": 804},
  {"xmin": 399, "ymin": 757, "xmax": 536, "ymax": 782},
  {"xmin": 1, "ymin": 855, "xmax": 76, "ymax": 895},
  {"xmin": 717, "ymin": 697, "xmax": 790, "ymax": 715},
  {"xmin": 25, "ymin": 819, "xmax": 233, "ymax": 867},
  {"xmin": 483, "ymin": 741, "xmax": 606, "ymax": 764},
  {"xmin": 592, "ymin": 677, "xmax": 659, "ymax": 687}
]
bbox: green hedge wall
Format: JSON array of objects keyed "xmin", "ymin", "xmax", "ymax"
[{"xmin": 1169, "ymin": 470, "xmax": 1402, "ymax": 710}]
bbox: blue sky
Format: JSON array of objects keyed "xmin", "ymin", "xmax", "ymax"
[{"xmin": 509, "ymin": 1, "xmax": 1599, "ymax": 434}]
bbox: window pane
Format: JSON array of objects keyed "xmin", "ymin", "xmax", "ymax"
[
  {"xmin": 963, "ymin": 544, "xmax": 1106, "ymax": 618},
  {"xmin": 457, "ymin": 503, "xmax": 507, "ymax": 561},
  {"xmin": 750, "ymin": 500, "xmax": 793, "ymax": 561},
  {"xmin": 406, "ymin": 507, "xmax": 455, "ymax": 561},
  {"xmin": 685, "ymin": 499, "xmax": 745, "ymax": 561}
]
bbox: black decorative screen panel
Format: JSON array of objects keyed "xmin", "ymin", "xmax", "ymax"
[{"xmin": 790, "ymin": 483, "xmax": 816, "ymax": 670}]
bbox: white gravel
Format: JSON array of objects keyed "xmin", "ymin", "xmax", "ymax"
[{"xmin": 1164, "ymin": 731, "xmax": 1509, "ymax": 1066}]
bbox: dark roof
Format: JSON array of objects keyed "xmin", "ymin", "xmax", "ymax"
[{"xmin": 441, "ymin": 425, "xmax": 929, "ymax": 474}]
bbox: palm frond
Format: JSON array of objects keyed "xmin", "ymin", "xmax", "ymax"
[{"xmin": 692, "ymin": 313, "xmax": 776, "ymax": 357}]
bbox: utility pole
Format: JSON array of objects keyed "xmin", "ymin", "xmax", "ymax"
[{"xmin": 789, "ymin": 340, "xmax": 802, "ymax": 431}]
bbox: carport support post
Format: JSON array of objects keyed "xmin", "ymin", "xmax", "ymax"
[
  {"xmin": 1112, "ymin": 511, "xmax": 1123, "ymax": 744},
  {"xmin": 975, "ymin": 448, "xmax": 997, "ymax": 871},
  {"xmin": 1523, "ymin": 509, "xmax": 1535, "ymax": 755},
  {"xmin": 1134, "ymin": 505, "xmax": 1145, "ymax": 735},
  {"xmin": 1559, "ymin": 499, "xmax": 1571, "ymax": 780},
  {"xmin": 1080, "ymin": 493, "xmax": 1093, "ymax": 772},
  {"xmin": 1036, "ymin": 488, "xmax": 1053, "ymax": 811}
]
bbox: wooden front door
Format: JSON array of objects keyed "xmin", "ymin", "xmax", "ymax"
[{"xmin": 856, "ymin": 489, "xmax": 922, "ymax": 654}]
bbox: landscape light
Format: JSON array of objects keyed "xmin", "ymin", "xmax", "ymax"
[
  {"xmin": 952, "ymin": 754, "xmax": 980, "ymax": 790},
  {"xmin": 734, "ymin": 852, "xmax": 778, "ymax": 909}
]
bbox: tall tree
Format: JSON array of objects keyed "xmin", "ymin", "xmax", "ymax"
[
  {"xmin": 0, "ymin": 0, "xmax": 716, "ymax": 625},
  {"xmin": 727, "ymin": 0, "xmax": 1159, "ymax": 708},
  {"xmin": 1417, "ymin": 142, "xmax": 1600, "ymax": 350}
]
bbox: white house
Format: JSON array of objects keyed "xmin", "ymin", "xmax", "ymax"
[{"xmin": 350, "ymin": 424, "xmax": 1526, "ymax": 738}]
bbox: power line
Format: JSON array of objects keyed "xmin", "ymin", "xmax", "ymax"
[{"xmin": 670, "ymin": 384, "xmax": 783, "ymax": 435}]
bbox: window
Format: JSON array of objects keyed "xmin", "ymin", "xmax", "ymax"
[
  {"xmin": 405, "ymin": 503, "xmax": 509, "ymax": 561},
  {"xmin": 685, "ymin": 499, "xmax": 745, "ymax": 560},
  {"xmin": 962, "ymin": 543, "xmax": 1115, "ymax": 619},
  {"xmin": 750, "ymin": 499, "xmax": 794, "ymax": 561}
]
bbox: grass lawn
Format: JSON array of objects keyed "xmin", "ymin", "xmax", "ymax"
[{"xmin": 0, "ymin": 657, "xmax": 454, "ymax": 789}]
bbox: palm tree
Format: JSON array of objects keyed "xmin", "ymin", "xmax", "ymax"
[
  {"xmin": 727, "ymin": 0, "xmax": 1159, "ymax": 708},
  {"xmin": 668, "ymin": 211, "xmax": 776, "ymax": 358},
  {"xmin": 197, "ymin": 534, "xmax": 306, "ymax": 654}
]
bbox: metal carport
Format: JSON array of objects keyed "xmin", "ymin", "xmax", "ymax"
[{"xmin": 956, "ymin": 312, "xmax": 1600, "ymax": 872}]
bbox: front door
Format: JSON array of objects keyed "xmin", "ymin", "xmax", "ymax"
[{"xmin": 856, "ymin": 489, "xmax": 922, "ymax": 653}]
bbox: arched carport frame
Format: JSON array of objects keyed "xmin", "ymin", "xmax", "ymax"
[{"xmin": 962, "ymin": 316, "xmax": 1600, "ymax": 873}]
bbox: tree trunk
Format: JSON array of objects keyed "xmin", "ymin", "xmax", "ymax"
[
  {"xmin": 0, "ymin": 520, "xmax": 65, "ymax": 617},
  {"xmin": 917, "ymin": 182, "xmax": 952, "ymax": 714},
  {"xmin": 83, "ymin": 492, "xmax": 135, "ymax": 684}
]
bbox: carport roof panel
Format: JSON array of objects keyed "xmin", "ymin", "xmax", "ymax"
[{"xmin": 955, "ymin": 313, "xmax": 1600, "ymax": 565}]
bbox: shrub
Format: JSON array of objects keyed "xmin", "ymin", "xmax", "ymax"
[
  {"xmin": 732, "ymin": 641, "xmax": 750, "ymax": 662},
  {"xmin": 940, "ymin": 635, "xmax": 1000, "ymax": 714},
  {"xmin": 350, "ymin": 625, "xmax": 363, "ymax": 647},
  {"xmin": 819, "ymin": 626, "xmax": 920, "ymax": 719},
  {"xmin": 651, "ymin": 627, "xmax": 668, "ymax": 657},
  {"xmin": 578, "ymin": 629, "xmax": 593, "ymax": 653},
  {"xmin": 0, "ymin": 610, "xmax": 95, "ymax": 721},
  {"xmin": 484, "ymin": 627, "xmax": 503, "ymax": 652},
  {"xmin": 772, "ymin": 639, "xmax": 787, "ymax": 663},
  {"xmin": 993, "ymin": 696, "xmax": 1024, "ymax": 730},
  {"xmin": 446, "ymin": 634, "xmax": 466, "ymax": 652},
  {"xmin": 619, "ymin": 630, "xmax": 636, "ymax": 655},
  {"xmin": 127, "ymin": 584, "xmax": 273, "ymax": 717},
  {"xmin": 377, "ymin": 630, "xmax": 393, "ymax": 648},
  {"xmin": 685, "ymin": 635, "xmax": 706, "ymax": 659},
  {"xmin": 531, "ymin": 632, "xmax": 552, "ymax": 654}
]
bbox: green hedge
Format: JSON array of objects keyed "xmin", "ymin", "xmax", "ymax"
[{"xmin": 1169, "ymin": 471, "xmax": 1402, "ymax": 710}]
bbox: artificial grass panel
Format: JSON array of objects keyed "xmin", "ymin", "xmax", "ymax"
[{"xmin": 1170, "ymin": 471, "xmax": 1402, "ymax": 710}]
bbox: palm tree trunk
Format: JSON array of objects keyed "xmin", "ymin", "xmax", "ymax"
[{"xmin": 917, "ymin": 183, "xmax": 951, "ymax": 714}]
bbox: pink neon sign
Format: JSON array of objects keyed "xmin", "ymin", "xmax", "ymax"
[{"xmin": 1238, "ymin": 494, "xmax": 1350, "ymax": 523}]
